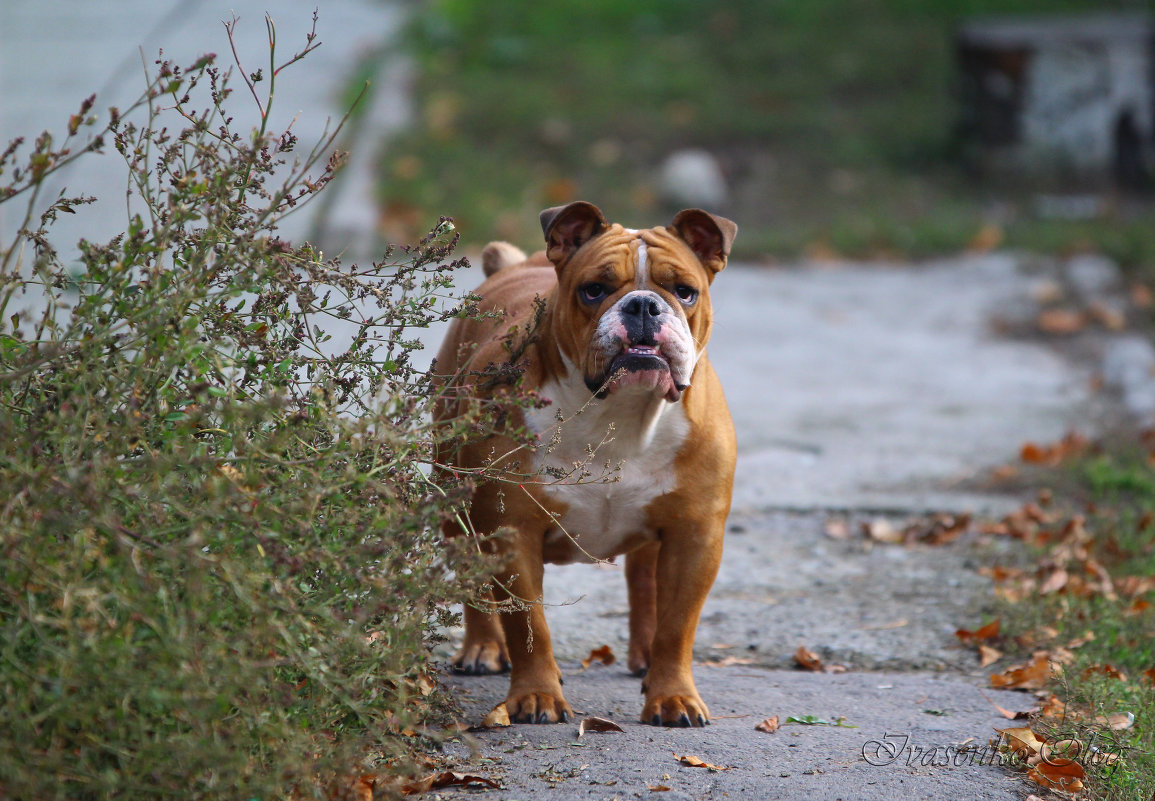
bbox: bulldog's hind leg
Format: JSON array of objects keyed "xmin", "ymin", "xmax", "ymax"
[
  {"xmin": 451, "ymin": 591, "xmax": 510, "ymax": 675},
  {"xmin": 625, "ymin": 541, "xmax": 660, "ymax": 677}
]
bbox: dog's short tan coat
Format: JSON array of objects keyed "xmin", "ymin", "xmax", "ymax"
[{"xmin": 436, "ymin": 201, "xmax": 737, "ymax": 726}]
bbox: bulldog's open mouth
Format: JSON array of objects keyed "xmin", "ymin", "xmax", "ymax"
[{"xmin": 587, "ymin": 345, "xmax": 688, "ymax": 402}]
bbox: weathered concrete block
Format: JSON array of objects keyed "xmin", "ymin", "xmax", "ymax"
[{"xmin": 957, "ymin": 13, "xmax": 1154, "ymax": 185}]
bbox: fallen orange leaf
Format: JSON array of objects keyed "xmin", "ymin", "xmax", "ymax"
[
  {"xmin": 649, "ymin": 785, "xmax": 672, "ymax": 792},
  {"xmin": 1123, "ymin": 599, "xmax": 1151, "ymax": 616},
  {"xmin": 1066, "ymin": 630, "xmax": 1095, "ymax": 649},
  {"xmin": 675, "ymin": 753, "xmax": 729, "ymax": 771},
  {"xmin": 1019, "ymin": 433, "xmax": 1090, "ymax": 465},
  {"xmin": 794, "ymin": 646, "xmax": 823, "ymax": 672},
  {"xmin": 344, "ymin": 774, "xmax": 376, "ymax": 801},
  {"xmin": 1020, "ymin": 442, "xmax": 1049, "ymax": 463},
  {"xmin": 1116, "ymin": 575, "xmax": 1155, "ymax": 597},
  {"xmin": 990, "ymin": 653, "xmax": 1052, "ymax": 690},
  {"xmin": 755, "ymin": 715, "xmax": 780, "ymax": 733},
  {"xmin": 582, "ymin": 644, "xmax": 616, "ymax": 669},
  {"xmin": 1027, "ymin": 757, "xmax": 1084, "ymax": 793},
  {"xmin": 1036, "ymin": 308, "xmax": 1087, "ymax": 335},
  {"xmin": 1081, "ymin": 664, "xmax": 1127, "ymax": 682},
  {"xmin": 955, "ymin": 619, "xmax": 1000, "ymax": 644},
  {"xmin": 1037, "ymin": 695, "xmax": 1066, "ymax": 718}
]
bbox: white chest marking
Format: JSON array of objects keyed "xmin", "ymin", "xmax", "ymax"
[{"xmin": 525, "ymin": 371, "xmax": 689, "ymax": 564}]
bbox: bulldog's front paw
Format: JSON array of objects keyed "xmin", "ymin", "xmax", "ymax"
[
  {"xmin": 506, "ymin": 689, "xmax": 573, "ymax": 724},
  {"xmin": 451, "ymin": 640, "xmax": 510, "ymax": 675},
  {"xmin": 642, "ymin": 691, "xmax": 710, "ymax": 728}
]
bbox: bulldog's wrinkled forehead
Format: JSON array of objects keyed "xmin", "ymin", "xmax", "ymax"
[{"xmin": 564, "ymin": 223, "xmax": 702, "ymax": 289}]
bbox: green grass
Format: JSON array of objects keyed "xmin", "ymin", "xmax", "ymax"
[{"xmin": 379, "ymin": 0, "xmax": 1155, "ymax": 272}]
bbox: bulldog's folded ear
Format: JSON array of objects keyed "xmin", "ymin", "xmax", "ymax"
[
  {"xmin": 670, "ymin": 209, "xmax": 738, "ymax": 277},
  {"xmin": 540, "ymin": 201, "xmax": 609, "ymax": 268}
]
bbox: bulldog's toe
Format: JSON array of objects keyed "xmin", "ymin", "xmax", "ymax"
[
  {"xmin": 641, "ymin": 693, "xmax": 710, "ymax": 727},
  {"xmin": 450, "ymin": 641, "xmax": 510, "ymax": 675},
  {"xmin": 507, "ymin": 690, "xmax": 573, "ymax": 724}
]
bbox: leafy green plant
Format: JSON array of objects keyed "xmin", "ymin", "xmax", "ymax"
[{"xmin": 0, "ymin": 14, "xmax": 508, "ymax": 800}]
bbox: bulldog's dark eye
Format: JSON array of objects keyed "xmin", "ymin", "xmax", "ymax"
[
  {"xmin": 674, "ymin": 284, "xmax": 698, "ymax": 305},
  {"xmin": 579, "ymin": 283, "xmax": 607, "ymax": 304}
]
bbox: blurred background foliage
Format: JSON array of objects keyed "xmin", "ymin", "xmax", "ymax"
[{"xmin": 380, "ymin": 0, "xmax": 1155, "ymax": 273}]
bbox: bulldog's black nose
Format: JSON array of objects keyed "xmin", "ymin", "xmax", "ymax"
[
  {"xmin": 622, "ymin": 293, "xmax": 662, "ymax": 319},
  {"xmin": 620, "ymin": 291, "xmax": 665, "ymax": 344}
]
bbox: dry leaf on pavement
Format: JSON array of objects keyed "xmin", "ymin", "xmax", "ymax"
[
  {"xmin": 480, "ymin": 702, "xmax": 511, "ymax": 728},
  {"xmin": 793, "ymin": 646, "xmax": 823, "ymax": 672},
  {"xmin": 578, "ymin": 716, "xmax": 624, "ymax": 737},
  {"xmin": 582, "ymin": 644, "xmax": 616, "ymax": 669},
  {"xmin": 402, "ymin": 771, "xmax": 501, "ymax": 795},
  {"xmin": 862, "ymin": 518, "xmax": 903, "ymax": 544},
  {"xmin": 1019, "ymin": 432, "xmax": 1089, "ymax": 466},
  {"xmin": 955, "ymin": 619, "xmax": 1000, "ymax": 644},
  {"xmin": 978, "ymin": 644, "xmax": 1002, "ymax": 668},
  {"xmin": 675, "ymin": 753, "xmax": 729, "ymax": 771},
  {"xmin": 755, "ymin": 715, "xmax": 780, "ymax": 733},
  {"xmin": 824, "ymin": 519, "xmax": 851, "ymax": 539},
  {"xmin": 1035, "ymin": 308, "xmax": 1086, "ymax": 335}
]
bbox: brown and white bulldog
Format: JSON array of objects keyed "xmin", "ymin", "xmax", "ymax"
[{"xmin": 436, "ymin": 201, "xmax": 737, "ymax": 727}]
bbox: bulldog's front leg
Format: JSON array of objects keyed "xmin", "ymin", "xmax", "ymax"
[
  {"xmin": 496, "ymin": 542, "xmax": 572, "ymax": 724},
  {"xmin": 640, "ymin": 520, "xmax": 723, "ymax": 727}
]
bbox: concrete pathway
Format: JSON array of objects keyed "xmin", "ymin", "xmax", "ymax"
[{"xmin": 436, "ymin": 252, "xmax": 1144, "ymax": 800}]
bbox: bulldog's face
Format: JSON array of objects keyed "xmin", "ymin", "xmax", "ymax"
[{"xmin": 541, "ymin": 202, "xmax": 737, "ymax": 403}]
